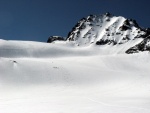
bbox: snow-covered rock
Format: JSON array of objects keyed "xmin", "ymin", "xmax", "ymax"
[
  {"xmin": 66, "ymin": 13, "xmax": 150, "ymax": 53},
  {"xmin": 47, "ymin": 36, "xmax": 65, "ymax": 43},
  {"xmin": 126, "ymin": 28, "xmax": 150, "ymax": 53},
  {"xmin": 126, "ymin": 36, "xmax": 150, "ymax": 53},
  {"xmin": 67, "ymin": 13, "xmax": 144, "ymax": 45}
]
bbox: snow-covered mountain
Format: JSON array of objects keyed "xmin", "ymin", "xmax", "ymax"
[
  {"xmin": 50, "ymin": 12, "xmax": 149, "ymax": 53},
  {"xmin": 67, "ymin": 13, "xmax": 141, "ymax": 45},
  {"xmin": 0, "ymin": 13, "xmax": 150, "ymax": 113}
]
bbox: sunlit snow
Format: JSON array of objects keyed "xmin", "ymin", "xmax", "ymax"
[{"xmin": 0, "ymin": 39, "xmax": 150, "ymax": 113}]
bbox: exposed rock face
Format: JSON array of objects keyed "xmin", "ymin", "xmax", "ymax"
[
  {"xmin": 126, "ymin": 28, "xmax": 150, "ymax": 53},
  {"xmin": 126, "ymin": 36, "xmax": 150, "ymax": 53},
  {"xmin": 47, "ymin": 36, "xmax": 65, "ymax": 43}
]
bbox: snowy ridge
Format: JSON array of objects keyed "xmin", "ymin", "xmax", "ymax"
[
  {"xmin": 0, "ymin": 39, "xmax": 98, "ymax": 58},
  {"xmin": 0, "ymin": 38, "xmax": 144, "ymax": 58}
]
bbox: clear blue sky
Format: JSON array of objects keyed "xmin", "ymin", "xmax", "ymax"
[{"xmin": 0, "ymin": 0, "xmax": 149, "ymax": 42}]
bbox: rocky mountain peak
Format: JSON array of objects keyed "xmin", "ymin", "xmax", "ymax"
[
  {"xmin": 66, "ymin": 13, "xmax": 145, "ymax": 47},
  {"xmin": 47, "ymin": 13, "xmax": 150, "ymax": 54}
]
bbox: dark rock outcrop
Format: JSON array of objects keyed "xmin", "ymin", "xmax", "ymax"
[
  {"xmin": 96, "ymin": 39, "xmax": 117, "ymax": 45},
  {"xmin": 126, "ymin": 36, "xmax": 150, "ymax": 54},
  {"xmin": 47, "ymin": 36, "xmax": 65, "ymax": 43},
  {"xmin": 119, "ymin": 25, "xmax": 130, "ymax": 31}
]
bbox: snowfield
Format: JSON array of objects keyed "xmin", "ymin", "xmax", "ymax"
[{"xmin": 0, "ymin": 40, "xmax": 150, "ymax": 113}]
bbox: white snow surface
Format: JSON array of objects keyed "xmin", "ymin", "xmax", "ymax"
[{"xmin": 0, "ymin": 39, "xmax": 150, "ymax": 113}]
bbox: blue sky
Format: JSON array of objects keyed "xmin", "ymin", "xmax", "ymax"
[{"xmin": 0, "ymin": 0, "xmax": 149, "ymax": 42}]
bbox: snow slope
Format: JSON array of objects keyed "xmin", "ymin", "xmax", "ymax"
[{"xmin": 0, "ymin": 39, "xmax": 150, "ymax": 113}]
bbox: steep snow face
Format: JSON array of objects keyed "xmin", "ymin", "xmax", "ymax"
[{"xmin": 67, "ymin": 13, "xmax": 145, "ymax": 47}]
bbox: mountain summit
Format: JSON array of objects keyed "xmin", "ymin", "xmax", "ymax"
[
  {"xmin": 67, "ymin": 13, "xmax": 142, "ymax": 45},
  {"xmin": 49, "ymin": 13, "xmax": 150, "ymax": 54}
]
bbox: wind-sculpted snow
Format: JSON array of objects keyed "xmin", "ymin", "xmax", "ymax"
[
  {"xmin": 0, "ymin": 39, "xmax": 99, "ymax": 58},
  {"xmin": 0, "ymin": 38, "xmax": 144, "ymax": 58}
]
